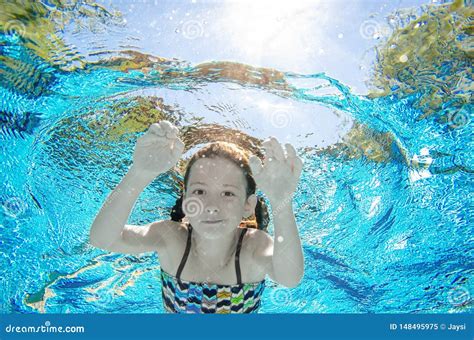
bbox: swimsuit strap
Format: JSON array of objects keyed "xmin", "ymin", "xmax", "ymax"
[
  {"xmin": 175, "ymin": 224, "xmax": 248, "ymax": 284},
  {"xmin": 175, "ymin": 223, "xmax": 193, "ymax": 280},
  {"xmin": 235, "ymin": 228, "xmax": 248, "ymax": 285}
]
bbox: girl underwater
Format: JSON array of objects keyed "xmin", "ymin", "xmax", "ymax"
[{"xmin": 89, "ymin": 120, "xmax": 304, "ymax": 313}]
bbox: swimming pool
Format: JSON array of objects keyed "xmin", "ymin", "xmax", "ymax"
[{"xmin": 0, "ymin": 0, "xmax": 472, "ymax": 314}]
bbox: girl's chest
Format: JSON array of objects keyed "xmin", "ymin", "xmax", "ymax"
[{"xmin": 159, "ymin": 231, "xmax": 264, "ymax": 284}]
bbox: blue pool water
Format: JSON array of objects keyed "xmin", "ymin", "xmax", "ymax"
[{"xmin": 0, "ymin": 0, "xmax": 472, "ymax": 313}]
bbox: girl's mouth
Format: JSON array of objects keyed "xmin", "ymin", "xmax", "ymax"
[{"xmin": 202, "ymin": 219, "xmax": 224, "ymax": 224}]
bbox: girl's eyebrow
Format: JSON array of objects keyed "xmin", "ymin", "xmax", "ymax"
[
  {"xmin": 190, "ymin": 182, "xmax": 239, "ymax": 189},
  {"xmin": 189, "ymin": 182, "xmax": 207, "ymax": 186},
  {"xmin": 223, "ymin": 184, "xmax": 239, "ymax": 189}
]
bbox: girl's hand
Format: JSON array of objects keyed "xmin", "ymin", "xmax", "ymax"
[
  {"xmin": 249, "ymin": 137, "xmax": 303, "ymax": 204},
  {"xmin": 132, "ymin": 120, "xmax": 184, "ymax": 182}
]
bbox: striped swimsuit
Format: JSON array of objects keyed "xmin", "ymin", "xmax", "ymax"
[{"xmin": 161, "ymin": 224, "xmax": 266, "ymax": 313}]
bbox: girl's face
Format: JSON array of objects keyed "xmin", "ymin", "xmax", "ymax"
[{"xmin": 182, "ymin": 157, "xmax": 257, "ymax": 238}]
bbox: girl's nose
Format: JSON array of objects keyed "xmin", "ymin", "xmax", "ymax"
[{"xmin": 205, "ymin": 205, "xmax": 220, "ymax": 215}]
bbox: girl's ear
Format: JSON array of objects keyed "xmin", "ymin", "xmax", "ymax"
[{"xmin": 243, "ymin": 194, "xmax": 258, "ymax": 218}]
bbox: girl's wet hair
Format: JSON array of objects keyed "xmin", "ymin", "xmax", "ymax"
[{"xmin": 170, "ymin": 142, "xmax": 269, "ymax": 232}]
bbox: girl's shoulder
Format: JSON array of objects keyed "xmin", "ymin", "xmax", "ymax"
[
  {"xmin": 244, "ymin": 228, "xmax": 273, "ymax": 253},
  {"xmin": 156, "ymin": 220, "xmax": 190, "ymax": 267},
  {"xmin": 242, "ymin": 228, "xmax": 274, "ymax": 281},
  {"xmin": 151, "ymin": 219, "xmax": 189, "ymax": 252},
  {"xmin": 164, "ymin": 224, "xmax": 272, "ymax": 254},
  {"xmin": 165, "ymin": 220, "xmax": 189, "ymax": 238}
]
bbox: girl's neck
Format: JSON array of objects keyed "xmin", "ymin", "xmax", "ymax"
[{"xmin": 191, "ymin": 227, "xmax": 240, "ymax": 269}]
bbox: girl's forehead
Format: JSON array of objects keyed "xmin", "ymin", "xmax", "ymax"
[{"xmin": 188, "ymin": 157, "xmax": 246, "ymax": 186}]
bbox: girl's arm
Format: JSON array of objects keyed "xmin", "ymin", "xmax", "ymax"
[
  {"xmin": 89, "ymin": 121, "xmax": 184, "ymax": 254},
  {"xmin": 89, "ymin": 165, "xmax": 171, "ymax": 254},
  {"xmin": 252, "ymin": 198, "xmax": 304, "ymax": 288},
  {"xmin": 249, "ymin": 137, "xmax": 304, "ymax": 287},
  {"xmin": 270, "ymin": 198, "xmax": 304, "ymax": 287}
]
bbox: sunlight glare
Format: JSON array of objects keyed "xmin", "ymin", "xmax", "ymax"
[{"xmin": 219, "ymin": 0, "xmax": 322, "ymax": 65}]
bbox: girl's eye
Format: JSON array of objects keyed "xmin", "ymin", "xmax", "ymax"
[
  {"xmin": 192, "ymin": 189, "xmax": 204, "ymax": 195},
  {"xmin": 223, "ymin": 191, "xmax": 235, "ymax": 197}
]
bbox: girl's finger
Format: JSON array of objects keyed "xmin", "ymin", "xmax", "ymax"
[
  {"xmin": 293, "ymin": 156, "xmax": 303, "ymax": 175},
  {"xmin": 249, "ymin": 155, "xmax": 263, "ymax": 176},
  {"xmin": 159, "ymin": 120, "xmax": 174, "ymax": 134},
  {"xmin": 261, "ymin": 139, "xmax": 275, "ymax": 163},
  {"xmin": 285, "ymin": 143, "xmax": 297, "ymax": 160},
  {"xmin": 166, "ymin": 125, "xmax": 179, "ymax": 139},
  {"xmin": 269, "ymin": 137, "xmax": 285, "ymax": 161},
  {"xmin": 172, "ymin": 138, "xmax": 185, "ymax": 155},
  {"xmin": 137, "ymin": 132, "xmax": 167, "ymax": 146},
  {"xmin": 149, "ymin": 123, "xmax": 166, "ymax": 136},
  {"xmin": 138, "ymin": 132, "xmax": 157, "ymax": 145}
]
